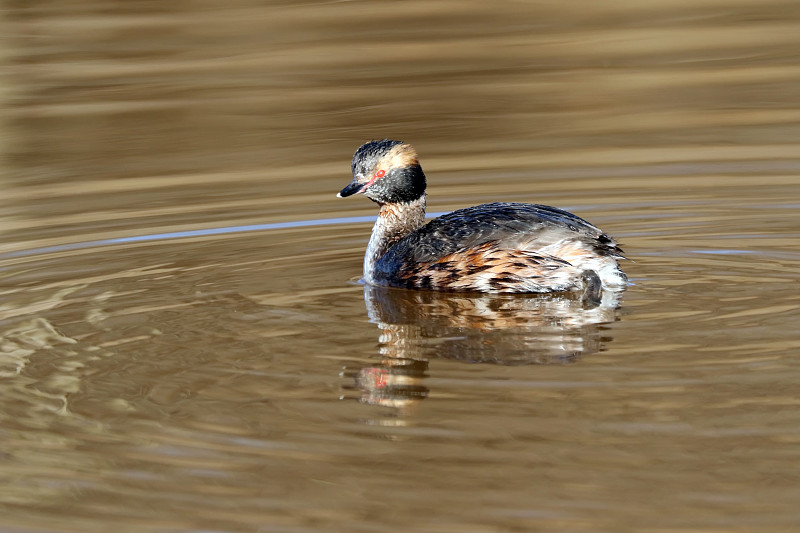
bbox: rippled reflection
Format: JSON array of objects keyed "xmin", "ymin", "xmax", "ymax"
[{"xmin": 344, "ymin": 284, "xmax": 624, "ymax": 408}]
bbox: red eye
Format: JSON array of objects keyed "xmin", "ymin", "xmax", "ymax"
[{"xmin": 375, "ymin": 169, "xmax": 386, "ymax": 178}]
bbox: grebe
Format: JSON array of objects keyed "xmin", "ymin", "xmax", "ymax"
[{"xmin": 337, "ymin": 139, "xmax": 627, "ymax": 294}]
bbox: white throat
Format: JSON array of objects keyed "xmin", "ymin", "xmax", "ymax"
[{"xmin": 363, "ymin": 195, "xmax": 427, "ymax": 283}]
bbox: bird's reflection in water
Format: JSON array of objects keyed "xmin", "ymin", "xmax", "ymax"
[{"xmin": 343, "ymin": 285, "xmax": 624, "ymax": 409}]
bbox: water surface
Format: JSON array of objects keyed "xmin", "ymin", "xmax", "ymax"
[{"xmin": 2, "ymin": 2, "xmax": 800, "ymax": 532}]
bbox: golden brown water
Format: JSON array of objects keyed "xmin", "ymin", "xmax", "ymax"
[{"xmin": 2, "ymin": 2, "xmax": 800, "ymax": 532}]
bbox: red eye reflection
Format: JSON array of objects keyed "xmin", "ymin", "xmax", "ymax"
[{"xmin": 375, "ymin": 170, "xmax": 386, "ymax": 178}]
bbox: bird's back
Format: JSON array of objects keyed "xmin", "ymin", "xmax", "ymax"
[{"xmin": 372, "ymin": 202, "xmax": 626, "ymax": 293}]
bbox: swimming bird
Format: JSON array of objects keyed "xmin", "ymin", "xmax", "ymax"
[{"xmin": 338, "ymin": 139, "xmax": 627, "ymax": 294}]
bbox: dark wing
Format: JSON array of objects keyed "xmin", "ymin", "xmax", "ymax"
[
  {"xmin": 373, "ymin": 202, "xmax": 625, "ymax": 293},
  {"xmin": 378, "ymin": 202, "xmax": 616, "ymax": 267}
]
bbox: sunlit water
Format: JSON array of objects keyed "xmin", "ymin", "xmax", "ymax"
[{"xmin": 2, "ymin": 2, "xmax": 800, "ymax": 532}]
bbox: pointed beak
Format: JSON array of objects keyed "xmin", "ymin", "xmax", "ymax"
[{"xmin": 337, "ymin": 178, "xmax": 364, "ymax": 198}]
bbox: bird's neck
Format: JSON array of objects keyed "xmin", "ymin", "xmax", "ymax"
[{"xmin": 363, "ymin": 194, "xmax": 427, "ymax": 283}]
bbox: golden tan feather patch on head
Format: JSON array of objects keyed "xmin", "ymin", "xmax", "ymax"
[{"xmin": 379, "ymin": 143, "xmax": 419, "ymax": 170}]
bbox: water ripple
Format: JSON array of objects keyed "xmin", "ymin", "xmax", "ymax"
[{"xmin": 0, "ymin": 212, "xmax": 457, "ymax": 260}]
